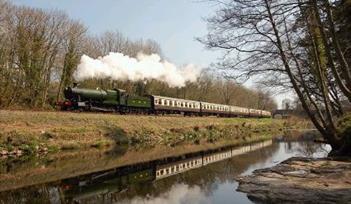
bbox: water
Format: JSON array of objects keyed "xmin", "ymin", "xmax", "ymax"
[{"xmin": 0, "ymin": 140, "xmax": 330, "ymax": 204}]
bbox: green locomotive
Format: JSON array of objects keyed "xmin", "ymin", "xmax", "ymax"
[
  {"xmin": 61, "ymin": 85, "xmax": 152, "ymax": 113},
  {"xmin": 61, "ymin": 167, "xmax": 155, "ymax": 202}
]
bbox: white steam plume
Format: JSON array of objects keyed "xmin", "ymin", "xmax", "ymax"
[{"xmin": 73, "ymin": 52, "xmax": 200, "ymax": 87}]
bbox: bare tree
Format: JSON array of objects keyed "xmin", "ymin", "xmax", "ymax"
[
  {"xmin": 56, "ymin": 20, "xmax": 87, "ymax": 101},
  {"xmin": 200, "ymin": 0, "xmax": 350, "ymax": 155}
]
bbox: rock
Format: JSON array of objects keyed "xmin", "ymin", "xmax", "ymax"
[
  {"xmin": 236, "ymin": 157, "xmax": 351, "ymax": 204},
  {"xmin": 0, "ymin": 155, "xmax": 8, "ymax": 159},
  {"xmin": 0, "ymin": 150, "xmax": 8, "ymax": 156},
  {"xmin": 15, "ymin": 149, "xmax": 23, "ymax": 156}
]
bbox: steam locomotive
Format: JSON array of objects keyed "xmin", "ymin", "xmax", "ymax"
[{"xmin": 59, "ymin": 84, "xmax": 272, "ymax": 118}]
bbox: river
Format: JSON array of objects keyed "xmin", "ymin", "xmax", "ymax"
[{"xmin": 0, "ymin": 140, "xmax": 330, "ymax": 204}]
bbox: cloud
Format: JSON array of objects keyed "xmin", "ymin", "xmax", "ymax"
[
  {"xmin": 74, "ymin": 52, "xmax": 201, "ymax": 87},
  {"xmin": 120, "ymin": 183, "xmax": 210, "ymax": 204}
]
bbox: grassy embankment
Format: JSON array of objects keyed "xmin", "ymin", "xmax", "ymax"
[{"xmin": 0, "ymin": 110, "xmax": 310, "ymax": 156}]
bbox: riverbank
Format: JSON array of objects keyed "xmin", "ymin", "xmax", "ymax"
[
  {"xmin": 236, "ymin": 157, "xmax": 351, "ymax": 204},
  {"xmin": 0, "ymin": 110, "xmax": 310, "ymax": 157}
]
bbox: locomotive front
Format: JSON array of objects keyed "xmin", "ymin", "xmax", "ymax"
[{"xmin": 59, "ymin": 86, "xmax": 109, "ymax": 110}]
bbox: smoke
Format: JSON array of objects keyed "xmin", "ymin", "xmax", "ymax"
[{"xmin": 73, "ymin": 52, "xmax": 200, "ymax": 87}]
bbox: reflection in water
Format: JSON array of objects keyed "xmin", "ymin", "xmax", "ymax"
[
  {"xmin": 123, "ymin": 184, "xmax": 209, "ymax": 204},
  {"xmin": 0, "ymin": 141, "xmax": 330, "ymax": 204}
]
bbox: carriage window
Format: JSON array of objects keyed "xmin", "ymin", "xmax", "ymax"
[{"xmin": 155, "ymin": 100, "xmax": 159, "ymax": 105}]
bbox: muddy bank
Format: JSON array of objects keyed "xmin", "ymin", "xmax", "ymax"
[
  {"xmin": 0, "ymin": 110, "xmax": 309, "ymax": 157},
  {"xmin": 236, "ymin": 157, "xmax": 351, "ymax": 204}
]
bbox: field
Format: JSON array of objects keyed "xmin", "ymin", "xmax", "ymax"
[{"xmin": 0, "ymin": 110, "xmax": 310, "ymax": 156}]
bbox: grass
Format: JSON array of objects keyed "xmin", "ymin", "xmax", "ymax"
[
  {"xmin": 0, "ymin": 110, "xmax": 310, "ymax": 156},
  {"xmin": 337, "ymin": 113, "xmax": 351, "ymax": 148},
  {"xmin": 337, "ymin": 113, "xmax": 351, "ymax": 135}
]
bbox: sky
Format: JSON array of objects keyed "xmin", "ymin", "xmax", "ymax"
[
  {"xmin": 12, "ymin": 0, "xmax": 219, "ymax": 67},
  {"xmin": 11, "ymin": 0, "xmax": 293, "ymax": 107}
]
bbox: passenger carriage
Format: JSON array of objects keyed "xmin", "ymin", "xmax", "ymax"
[{"xmin": 152, "ymin": 95, "xmax": 201, "ymax": 115}]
